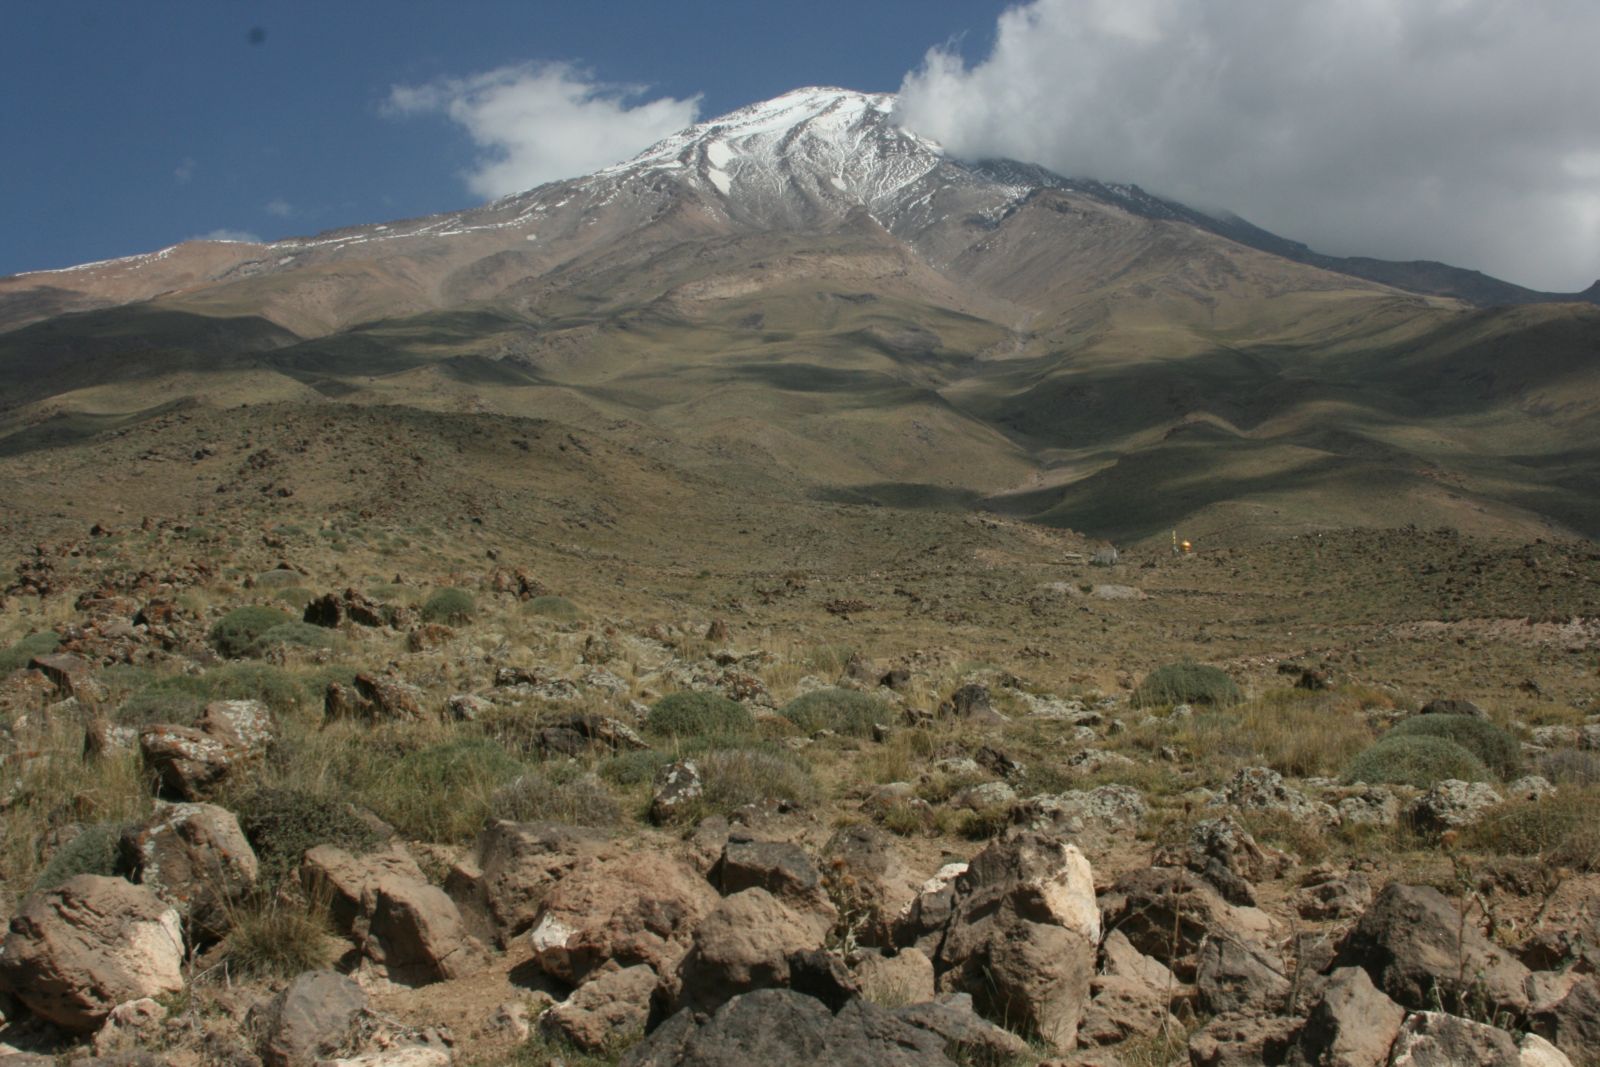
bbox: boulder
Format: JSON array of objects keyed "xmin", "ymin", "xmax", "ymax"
[
  {"xmin": 1195, "ymin": 933, "xmax": 1291, "ymax": 1015},
  {"xmin": 853, "ymin": 947, "xmax": 935, "ymax": 1006},
  {"xmin": 1530, "ymin": 974, "xmax": 1600, "ymax": 1063},
  {"xmin": 664, "ymin": 887, "xmax": 831, "ymax": 1015},
  {"xmin": 250, "ymin": 969, "xmax": 367, "ymax": 1067},
  {"xmin": 353, "ymin": 672, "xmax": 427, "ymax": 721},
  {"xmin": 716, "ymin": 834, "xmax": 830, "ymax": 916},
  {"xmin": 1333, "ymin": 882, "xmax": 1532, "ymax": 1017},
  {"xmin": 1518, "ymin": 1033, "xmax": 1577, "ymax": 1067},
  {"xmin": 648, "ymin": 761, "xmax": 704, "ymax": 825},
  {"xmin": 1285, "ymin": 966, "xmax": 1404, "ymax": 1067},
  {"xmin": 1223, "ymin": 767, "xmax": 1336, "ymax": 825},
  {"xmin": 892, "ymin": 993, "xmax": 1031, "ymax": 1062},
  {"xmin": 1076, "ymin": 973, "xmax": 1182, "ymax": 1046},
  {"xmin": 1013, "ymin": 784, "xmax": 1147, "ymax": 837},
  {"xmin": 1158, "ymin": 815, "xmax": 1288, "ymax": 906},
  {"xmin": 120, "ymin": 801, "xmax": 258, "ymax": 938},
  {"xmin": 934, "ymin": 832, "xmax": 1097, "ymax": 1051},
  {"xmin": 1294, "ymin": 869, "xmax": 1373, "ymax": 922},
  {"xmin": 0, "ymin": 875, "xmax": 184, "ymax": 1032},
  {"xmin": 1387, "ymin": 1010, "xmax": 1520, "ymax": 1066},
  {"xmin": 446, "ymin": 820, "xmax": 606, "ymax": 946},
  {"xmin": 301, "ymin": 843, "xmax": 427, "ymax": 937},
  {"xmin": 1420, "ymin": 698, "xmax": 1487, "ymax": 719},
  {"xmin": 621, "ymin": 988, "xmax": 955, "ymax": 1067},
  {"xmin": 1405, "ymin": 779, "xmax": 1504, "ymax": 835},
  {"xmin": 542, "ymin": 963, "xmax": 657, "ymax": 1052},
  {"xmin": 819, "ymin": 825, "xmax": 919, "ymax": 947},
  {"xmin": 196, "ymin": 699, "xmax": 275, "ymax": 752},
  {"xmin": 90, "ymin": 996, "xmax": 167, "ymax": 1057},
  {"xmin": 1188, "ymin": 1012, "xmax": 1299, "ymax": 1067},
  {"xmin": 528, "ymin": 852, "xmax": 719, "ymax": 987},
  {"xmin": 356, "ymin": 876, "xmax": 485, "ymax": 985},
  {"xmin": 1102, "ymin": 866, "xmax": 1277, "ymax": 973},
  {"xmin": 139, "ymin": 724, "xmax": 239, "ymax": 800}
]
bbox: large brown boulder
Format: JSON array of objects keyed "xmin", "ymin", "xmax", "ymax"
[
  {"xmin": 528, "ymin": 852, "xmax": 719, "ymax": 986},
  {"xmin": 1195, "ymin": 932, "xmax": 1291, "ymax": 1015},
  {"xmin": 0, "ymin": 875, "xmax": 184, "ymax": 1032},
  {"xmin": 120, "ymin": 801, "xmax": 258, "ymax": 938},
  {"xmin": 1530, "ymin": 974, "xmax": 1600, "ymax": 1064},
  {"xmin": 1333, "ymin": 882, "xmax": 1532, "ymax": 1018},
  {"xmin": 301, "ymin": 843, "xmax": 427, "ymax": 936},
  {"xmin": 250, "ymin": 969, "xmax": 367, "ymax": 1067},
  {"xmin": 139, "ymin": 725, "xmax": 241, "ymax": 800},
  {"xmin": 541, "ymin": 963, "xmax": 657, "ymax": 1052},
  {"xmin": 1102, "ymin": 865, "xmax": 1277, "ymax": 974},
  {"xmin": 665, "ymin": 888, "xmax": 832, "ymax": 1016},
  {"xmin": 446, "ymin": 820, "xmax": 608, "ymax": 946},
  {"xmin": 934, "ymin": 831, "xmax": 1097, "ymax": 1052},
  {"xmin": 355, "ymin": 875, "xmax": 485, "ymax": 986},
  {"xmin": 1387, "ymin": 1010, "xmax": 1521, "ymax": 1066},
  {"xmin": 1286, "ymin": 966, "xmax": 1405, "ymax": 1067},
  {"xmin": 820, "ymin": 825, "xmax": 920, "ymax": 948}
]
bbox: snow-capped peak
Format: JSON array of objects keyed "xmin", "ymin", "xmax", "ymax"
[{"xmin": 596, "ymin": 87, "xmax": 947, "ymax": 223}]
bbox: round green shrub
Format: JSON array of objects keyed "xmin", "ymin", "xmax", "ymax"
[
  {"xmin": 32, "ymin": 822, "xmax": 126, "ymax": 892},
  {"xmin": 245, "ymin": 621, "xmax": 334, "ymax": 657},
  {"xmin": 525, "ymin": 595, "xmax": 580, "ymax": 620},
  {"xmin": 115, "ymin": 663, "xmax": 307, "ymax": 726},
  {"xmin": 1342, "ymin": 735, "xmax": 1489, "ymax": 788},
  {"xmin": 780, "ymin": 687, "xmax": 889, "ymax": 737},
  {"xmin": 698, "ymin": 747, "xmax": 819, "ymax": 813},
  {"xmin": 421, "ymin": 587, "xmax": 476, "ymax": 624},
  {"xmin": 645, "ymin": 691, "xmax": 755, "ymax": 739},
  {"xmin": 274, "ymin": 586, "xmax": 316, "ymax": 609},
  {"xmin": 1132, "ymin": 662, "xmax": 1243, "ymax": 708},
  {"xmin": 254, "ymin": 568, "xmax": 304, "ymax": 589},
  {"xmin": 1388, "ymin": 714, "xmax": 1522, "ymax": 779},
  {"xmin": 211, "ymin": 606, "xmax": 295, "ymax": 658},
  {"xmin": 232, "ymin": 786, "xmax": 382, "ymax": 890}
]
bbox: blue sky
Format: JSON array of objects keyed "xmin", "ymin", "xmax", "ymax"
[
  {"xmin": 5, "ymin": 1, "xmax": 1598, "ymax": 290},
  {"xmin": 0, "ymin": 1, "xmax": 1008, "ymax": 278}
]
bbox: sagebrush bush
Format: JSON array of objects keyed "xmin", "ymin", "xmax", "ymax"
[
  {"xmin": 421, "ymin": 587, "xmax": 475, "ymax": 624},
  {"xmin": 1132, "ymin": 662, "xmax": 1243, "ymax": 708},
  {"xmin": 0, "ymin": 631, "xmax": 60, "ymax": 674},
  {"xmin": 232, "ymin": 786, "xmax": 383, "ymax": 890},
  {"xmin": 211, "ymin": 606, "xmax": 295, "ymax": 658},
  {"xmin": 32, "ymin": 822, "xmax": 125, "ymax": 893},
  {"xmin": 274, "ymin": 586, "xmax": 316, "ymax": 609},
  {"xmin": 780, "ymin": 688, "xmax": 889, "ymax": 737},
  {"xmin": 116, "ymin": 663, "xmax": 307, "ymax": 726},
  {"xmin": 247, "ymin": 621, "xmax": 335, "ymax": 657},
  {"xmin": 367, "ymin": 739, "xmax": 525, "ymax": 841},
  {"xmin": 221, "ymin": 897, "xmax": 337, "ymax": 978},
  {"xmin": 525, "ymin": 595, "xmax": 580, "ymax": 620},
  {"xmin": 1463, "ymin": 789, "xmax": 1600, "ymax": 870},
  {"xmin": 1159, "ymin": 691, "xmax": 1376, "ymax": 779},
  {"xmin": 1343, "ymin": 734, "xmax": 1489, "ymax": 787},
  {"xmin": 254, "ymin": 568, "xmax": 304, "ymax": 589},
  {"xmin": 645, "ymin": 691, "xmax": 755, "ymax": 739},
  {"xmin": 1534, "ymin": 749, "xmax": 1600, "ymax": 787},
  {"xmin": 1387, "ymin": 714, "xmax": 1522, "ymax": 779},
  {"xmin": 490, "ymin": 771, "xmax": 622, "ymax": 827},
  {"xmin": 697, "ymin": 746, "xmax": 819, "ymax": 813}
]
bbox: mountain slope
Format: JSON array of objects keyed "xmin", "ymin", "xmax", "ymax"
[{"xmin": 2, "ymin": 87, "xmax": 1597, "ymax": 547}]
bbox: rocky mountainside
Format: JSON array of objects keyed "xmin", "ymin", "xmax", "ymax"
[{"xmin": 2, "ymin": 88, "xmax": 1599, "ymax": 546}]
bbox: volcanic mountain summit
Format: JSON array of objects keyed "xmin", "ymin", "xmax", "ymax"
[{"xmin": 3, "ymin": 87, "xmax": 1599, "ymax": 547}]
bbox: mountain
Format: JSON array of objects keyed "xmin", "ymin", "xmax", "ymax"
[{"xmin": 3, "ymin": 87, "xmax": 1599, "ymax": 551}]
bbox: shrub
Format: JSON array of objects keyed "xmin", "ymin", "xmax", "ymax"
[
  {"xmin": 1342, "ymin": 735, "xmax": 1489, "ymax": 788},
  {"xmin": 0, "ymin": 631, "xmax": 60, "ymax": 674},
  {"xmin": 780, "ymin": 688, "xmax": 889, "ymax": 737},
  {"xmin": 526, "ymin": 595, "xmax": 580, "ymax": 620},
  {"xmin": 421, "ymin": 587, "xmax": 475, "ymax": 624},
  {"xmin": 254, "ymin": 568, "xmax": 304, "ymax": 589},
  {"xmin": 1132, "ymin": 662, "xmax": 1242, "ymax": 708},
  {"xmin": 1387, "ymin": 714, "xmax": 1522, "ymax": 779},
  {"xmin": 697, "ymin": 746, "xmax": 819, "ymax": 813},
  {"xmin": 32, "ymin": 822, "xmax": 126, "ymax": 892},
  {"xmin": 645, "ymin": 691, "xmax": 755, "ymax": 740},
  {"xmin": 232, "ymin": 786, "xmax": 382, "ymax": 890},
  {"xmin": 211, "ymin": 606, "xmax": 295, "ymax": 658},
  {"xmin": 598, "ymin": 749, "xmax": 671, "ymax": 787},
  {"xmin": 367, "ymin": 739, "xmax": 525, "ymax": 841},
  {"xmin": 490, "ymin": 771, "xmax": 622, "ymax": 827},
  {"xmin": 274, "ymin": 586, "xmax": 316, "ymax": 609},
  {"xmin": 1534, "ymin": 749, "xmax": 1600, "ymax": 787},
  {"xmin": 115, "ymin": 663, "xmax": 307, "ymax": 726},
  {"xmin": 220, "ymin": 897, "xmax": 337, "ymax": 978},
  {"xmin": 1463, "ymin": 789, "xmax": 1600, "ymax": 870}
]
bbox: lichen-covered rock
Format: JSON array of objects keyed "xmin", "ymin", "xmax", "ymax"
[
  {"xmin": 1286, "ymin": 966, "xmax": 1404, "ymax": 1067},
  {"xmin": 120, "ymin": 801, "xmax": 258, "ymax": 938},
  {"xmin": 664, "ymin": 887, "xmax": 831, "ymax": 1016},
  {"xmin": 1387, "ymin": 1010, "xmax": 1520, "ymax": 1066},
  {"xmin": 250, "ymin": 969, "xmax": 367, "ymax": 1067},
  {"xmin": 1405, "ymin": 779, "xmax": 1503, "ymax": 835},
  {"xmin": 542, "ymin": 963, "xmax": 657, "ymax": 1052}
]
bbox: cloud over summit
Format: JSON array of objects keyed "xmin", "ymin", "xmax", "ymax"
[
  {"xmin": 388, "ymin": 63, "xmax": 700, "ymax": 199},
  {"xmin": 896, "ymin": 0, "xmax": 1600, "ymax": 291}
]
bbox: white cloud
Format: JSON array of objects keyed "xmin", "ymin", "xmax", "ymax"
[
  {"xmin": 896, "ymin": 0, "xmax": 1600, "ymax": 291},
  {"xmin": 388, "ymin": 62, "xmax": 700, "ymax": 199},
  {"xmin": 195, "ymin": 228, "xmax": 262, "ymax": 244},
  {"xmin": 265, "ymin": 197, "xmax": 294, "ymax": 218}
]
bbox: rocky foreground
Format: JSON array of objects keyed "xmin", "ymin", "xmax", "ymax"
[{"xmin": 0, "ymin": 529, "xmax": 1597, "ymax": 1066}]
